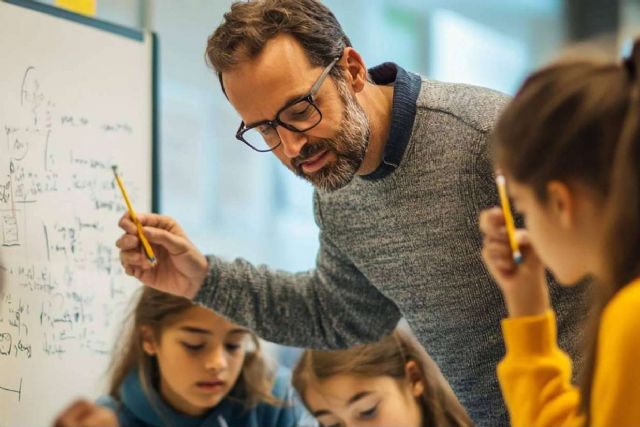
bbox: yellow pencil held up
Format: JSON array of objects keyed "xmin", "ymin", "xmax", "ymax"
[
  {"xmin": 495, "ymin": 173, "xmax": 523, "ymax": 265},
  {"xmin": 112, "ymin": 166, "xmax": 157, "ymax": 267}
]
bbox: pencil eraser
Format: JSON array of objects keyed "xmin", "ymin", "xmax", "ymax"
[{"xmin": 513, "ymin": 251, "xmax": 523, "ymax": 265}]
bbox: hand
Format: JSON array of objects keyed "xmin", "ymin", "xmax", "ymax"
[
  {"xmin": 479, "ymin": 207, "xmax": 550, "ymax": 317},
  {"xmin": 53, "ymin": 400, "xmax": 118, "ymax": 427},
  {"xmin": 116, "ymin": 213, "xmax": 208, "ymax": 299}
]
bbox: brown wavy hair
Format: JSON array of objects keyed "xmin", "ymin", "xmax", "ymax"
[
  {"xmin": 205, "ymin": 0, "xmax": 351, "ymax": 94},
  {"xmin": 107, "ymin": 287, "xmax": 279, "ymax": 410},
  {"xmin": 292, "ymin": 329, "xmax": 474, "ymax": 427},
  {"xmin": 491, "ymin": 39, "xmax": 640, "ymax": 422}
]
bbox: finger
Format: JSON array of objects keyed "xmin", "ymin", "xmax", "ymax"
[
  {"xmin": 483, "ymin": 241, "xmax": 513, "ymax": 259},
  {"xmin": 479, "ymin": 207, "xmax": 506, "ymax": 234},
  {"xmin": 143, "ymin": 227, "xmax": 190, "ymax": 255},
  {"xmin": 483, "ymin": 228, "xmax": 510, "ymax": 244},
  {"xmin": 78, "ymin": 408, "xmax": 118, "ymax": 427},
  {"xmin": 115, "ymin": 234, "xmax": 140, "ymax": 250},
  {"xmin": 136, "ymin": 213, "xmax": 184, "ymax": 235},
  {"xmin": 482, "ymin": 246, "xmax": 517, "ymax": 272},
  {"xmin": 515, "ymin": 229, "xmax": 532, "ymax": 246},
  {"xmin": 120, "ymin": 250, "xmax": 146, "ymax": 268},
  {"xmin": 118, "ymin": 214, "xmax": 137, "ymax": 234},
  {"xmin": 54, "ymin": 400, "xmax": 92, "ymax": 427}
]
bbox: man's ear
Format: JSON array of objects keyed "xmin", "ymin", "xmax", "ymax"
[
  {"xmin": 546, "ymin": 181, "xmax": 575, "ymax": 229},
  {"xmin": 140, "ymin": 326, "xmax": 157, "ymax": 356},
  {"xmin": 404, "ymin": 360, "xmax": 425, "ymax": 397},
  {"xmin": 341, "ymin": 47, "xmax": 367, "ymax": 93}
]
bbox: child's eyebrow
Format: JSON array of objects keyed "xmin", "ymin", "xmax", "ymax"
[
  {"xmin": 347, "ymin": 391, "xmax": 373, "ymax": 405},
  {"xmin": 179, "ymin": 326, "xmax": 212, "ymax": 335},
  {"xmin": 312, "ymin": 391, "xmax": 375, "ymax": 416},
  {"xmin": 178, "ymin": 326, "xmax": 251, "ymax": 336}
]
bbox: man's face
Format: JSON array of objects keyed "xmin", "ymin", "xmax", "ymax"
[{"xmin": 223, "ymin": 34, "xmax": 370, "ymax": 192}]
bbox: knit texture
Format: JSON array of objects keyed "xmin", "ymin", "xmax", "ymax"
[{"xmin": 195, "ymin": 77, "xmax": 588, "ymax": 426}]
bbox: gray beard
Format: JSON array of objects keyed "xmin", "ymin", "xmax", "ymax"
[{"xmin": 292, "ymin": 80, "xmax": 370, "ymax": 192}]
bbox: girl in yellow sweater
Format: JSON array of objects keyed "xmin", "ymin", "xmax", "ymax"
[{"xmin": 479, "ymin": 40, "xmax": 640, "ymax": 427}]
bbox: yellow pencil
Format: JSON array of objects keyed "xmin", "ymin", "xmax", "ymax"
[
  {"xmin": 112, "ymin": 166, "xmax": 157, "ymax": 267},
  {"xmin": 495, "ymin": 173, "xmax": 523, "ymax": 265}
]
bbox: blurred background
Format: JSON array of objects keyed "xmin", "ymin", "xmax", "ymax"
[{"xmin": 36, "ymin": 0, "xmax": 640, "ymax": 365}]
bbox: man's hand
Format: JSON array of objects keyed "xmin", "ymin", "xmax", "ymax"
[{"xmin": 116, "ymin": 213, "xmax": 209, "ymax": 299}]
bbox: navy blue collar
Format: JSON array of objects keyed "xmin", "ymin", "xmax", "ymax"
[{"xmin": 362, "ymin": 63, "xmax": 421, "ymax": 180}]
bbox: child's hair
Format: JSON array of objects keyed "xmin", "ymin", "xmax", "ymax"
[
  {"xmin": 292, "ymin": 329, "xmax": 473, "ymax": 427},
  {"xmin": 107, "ymin": 287, "xmax": 278, "ymax": 408},
  {"xmin": 490, "ymin": 38, "xmax": 640, "ymax": 419}
]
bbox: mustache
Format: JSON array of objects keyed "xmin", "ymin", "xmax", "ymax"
[{"xmin": 292, "ymin": 140, "xmax": 332, "ymax": 170}]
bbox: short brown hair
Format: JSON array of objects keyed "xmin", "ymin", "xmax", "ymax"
[
  {"xmin": 206, "ymin": 0, "xmax": 351, "ymax": 92},
  {"xmin": 292, "ymin": 329, "xmax": 474, "ymax": 427}
]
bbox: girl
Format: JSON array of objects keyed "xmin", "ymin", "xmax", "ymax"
[
  {"xmin": 292, "ymin": 329, "xmax": 473, "ymax": 427},
  {"xmin": 54, "ymin": 287, "xmax": 307, "ymax": 427},
  {"xmin": 480, "ymin": 41, "xmax": 640, "ymax": 426}
]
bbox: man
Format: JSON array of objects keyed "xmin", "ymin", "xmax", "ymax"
[{"xmin": 117, "ymin": 1, "xmax": 586, "ymax": 424}]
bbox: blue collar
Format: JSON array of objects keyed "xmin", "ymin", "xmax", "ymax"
[
  {"xmin": 362, "ymin": 63, "xmax": 421, "ymax": 180},
  {"xmin": 119, "ymin": 369, "xmax": 244, "ymax": 427}
]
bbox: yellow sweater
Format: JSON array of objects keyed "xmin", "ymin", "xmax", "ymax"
[{"xmin": 498, "ymin": 278, "xmax": 640, "ymax": 427}]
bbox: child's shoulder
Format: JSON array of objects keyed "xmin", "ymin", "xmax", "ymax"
[{"xmin": 96, "ymin": 395, "xmax": 147, "ymax": 427}]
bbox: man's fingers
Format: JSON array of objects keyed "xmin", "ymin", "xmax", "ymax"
[
  {"xmin": 143, "ymin": 227, "xmax": 189, "ymax": 255},
  {"xmin": 136, "ymin": 213, "xmax": 183, "ymax": 234},
  {"xmin": 118, "ymin": 214, "xmax": 137, "ymax": 234},
  {"xmin": 115, "ymin": 234, "xmax": 139, "ymax": 250}
]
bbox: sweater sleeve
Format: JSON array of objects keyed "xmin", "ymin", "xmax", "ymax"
[
  {"xmin": 497, "ymin": 311, "xmax": 585, "ymax": 427},
  {"xmin": 591, "ymin": 287, "xmax": 640, "ymax": 427},
  {"xmin": 192, "ymin": 227, "xmax": 401, "ymax": 349}
]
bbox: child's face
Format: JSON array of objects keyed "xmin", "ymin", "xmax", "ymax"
[
  {"xmin": 142, "ymin": 306, "xmax": 250, "ymax": 416},
  {"xmin": 508, "ymin": 178, "xmax": 603, "ymax": 284},
  {"xmin": 303, "ymin": 371, "xmax": 423, "ymax": 427}
]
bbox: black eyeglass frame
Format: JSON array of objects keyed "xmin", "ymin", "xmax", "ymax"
[{"xmin": 235, "ymin": 55, "xmax": 341, "ymax": 152}]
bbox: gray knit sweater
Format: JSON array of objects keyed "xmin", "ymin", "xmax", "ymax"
[{"xmin": 195, "ymin": 68, "xmax": 587, "ymax": 426}]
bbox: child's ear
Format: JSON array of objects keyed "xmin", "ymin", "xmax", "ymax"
[
  {"xmin": 140, "ymin": 326, "xmax": 157, "ymax": 356},
  {"xmin": 404, "ymin": 360, "xmax": 425, "ymax": 397},
  {"xmin": 546, "ymin": 181, "xmax": 574, "ymax": 228}
]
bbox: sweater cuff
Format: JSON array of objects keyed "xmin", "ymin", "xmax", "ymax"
[
  {"xmin": 501, "ymin": 310, "xmax": 557, "ymax": 358},
  {"xmin": 193, "ymin": 255, "xmax": 221, "ymax": 306}
]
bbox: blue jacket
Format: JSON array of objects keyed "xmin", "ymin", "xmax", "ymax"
[{"xmin": 98, "ymin": 368, "xmax": 312, "ymax": 427}]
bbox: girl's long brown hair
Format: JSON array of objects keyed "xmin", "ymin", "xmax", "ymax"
[
  {"xmin": 491, "ymin": 38, "xmax": 640, "ymax": 421},
  {"xmin": 292, "ymin": 329, "xmax": 474, "ymax": 427},
  {"xmin": 107, "ymin": 287, "xmax": 278, "ymax": 409}
]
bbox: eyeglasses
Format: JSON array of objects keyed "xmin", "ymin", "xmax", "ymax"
[{"xmin": 235, "ymin": 56, "xmax": 341, "ymax": 152}]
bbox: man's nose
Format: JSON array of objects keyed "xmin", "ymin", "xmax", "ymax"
[{"xmin": 277, "ymin": 126, "xmax": 307, "ymax": 158}]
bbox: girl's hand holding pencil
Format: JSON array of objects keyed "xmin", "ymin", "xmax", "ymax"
[{"xmin": 479, "ymin": 207, "xmax": 550, "ymax": 318}]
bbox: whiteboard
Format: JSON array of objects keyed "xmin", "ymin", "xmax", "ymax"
[{"xmin": 0, "ymin": 1, "xmax": 155, "ymax": 425}]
